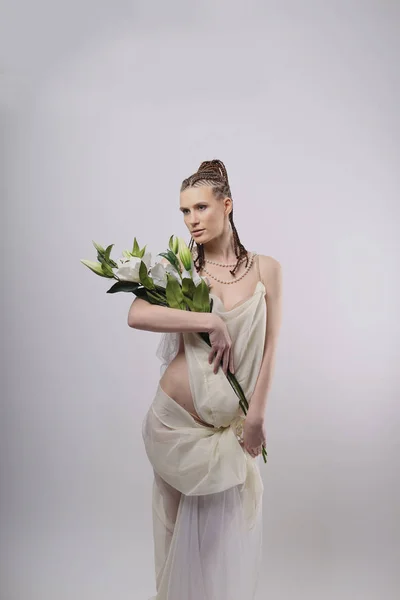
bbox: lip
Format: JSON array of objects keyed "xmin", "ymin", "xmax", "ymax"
[{"xmin": 192, "ymin": 229, "xmax": 205, "ymax": 236}]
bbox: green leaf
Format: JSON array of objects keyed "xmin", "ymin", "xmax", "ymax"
[
  {"xmin": 106, "ymin": 281, "xmax": 142, "ymax": 293},
  {"xmin": 101, "ymin": 244, "xmax": 118, "ymax": 269},
  {"xmin": 158, "ymin": 250, "xmax": 181, "ymax": 274},
  {"xmin": 98, "ymin": 254, "xmax": 114, "ymax": 277},
  {"xmin": 165, "ymin": 274, "xmax": 185, "ymax": 309},
  {"xmin": 182, "ymin": 294, "xmax": 195, "ymax": 310},
  {"xmin": 105, "ymin": 244, "xmax": 114, "ymax": 261},
  {"xmin": 182, "ymin": 277, "xmax": 195, "ymax": 299},
  {"xmin": 193, "ymin": 278, "xmax": 211, "ymax": 312},
  {"xmin": 92, "ymin": 241, "xmax": 108, "ymax": 265},
  {"xmin": 131, "ymin": 288, "xmax": 149, "ymax": 299},
  {"xmin": 139, "ymin": 244, "xmax": 147, "ymax": 258},
  {"xmin": 132, "ymin": 237, "xmax": 140, "ymax": 256},
  {"xmin": 92, "ymin": 241, "xmax": 117, "ymax": 269},
  {"xmin": 146, "ymin": 290, "xmax": 168, "ymax": 305},
  {"xmin": 92, "ymin": 241, "xmax": 106, "ymax": 255},
  {"xmin": 139, "ymin": 260, "xmax": 155, "ymax": 289}
]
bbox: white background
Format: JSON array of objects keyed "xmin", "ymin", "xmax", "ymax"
[{"xmin": 1, "ymin": 1, "xmax": 399, "ymax": 599}]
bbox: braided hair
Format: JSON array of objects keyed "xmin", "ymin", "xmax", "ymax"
[{"xmin": 181, "ymin": 159, "xmax": 249, "ymax": 277}]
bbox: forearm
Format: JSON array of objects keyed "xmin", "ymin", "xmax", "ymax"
[
  {"xmin": 248, "ymin": 348, "xmax": 277, "ymax": 421},
  {"xmin": 248, "ymin": 255, "xmax": 282, "ymax": 422},
  {"xmin": 128, "ymin": 299, "xmax": 214, "ymax": 334}
]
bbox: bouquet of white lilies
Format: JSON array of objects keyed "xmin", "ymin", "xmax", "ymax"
[{"xmin": 81, "ymin": 235, "xmax": 267, "ymax": 463}]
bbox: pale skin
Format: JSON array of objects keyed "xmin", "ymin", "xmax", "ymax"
[{"xmin": 128, "ymin": 185, "xmax": 282, "ymax": 458}]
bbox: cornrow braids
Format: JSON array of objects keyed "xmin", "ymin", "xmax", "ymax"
[{"xmin": 182, "ymin": 159, "xmax": 249, "ymax": 277}]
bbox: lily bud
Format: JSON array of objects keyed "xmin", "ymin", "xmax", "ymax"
[
  {"xmin": 92, "ymin": 241, "xmax": 106, "ymax": 254},
  {"xmin": 169, "ymin": 235, "xmax": 179, "ymax": 254},
  {"xmin": 177, "ymin": 237, "xmax": 192, "ymax": 271},
  {"xmin": 80, "ymin": 259, "xmax": 112, "ymax": 278}
]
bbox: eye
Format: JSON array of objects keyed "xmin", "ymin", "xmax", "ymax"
[{"xmin": 182, "ymin": 205, "xmax": 206, "ymax": 215}]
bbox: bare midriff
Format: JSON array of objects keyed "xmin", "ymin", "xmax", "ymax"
[{"xmin": 159, "ymin": 336, "xmax": 214, "ymax": 428}]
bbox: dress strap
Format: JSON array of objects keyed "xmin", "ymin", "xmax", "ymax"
[{"xmin": 253, "ymin": 252, "xmax": 262, "ymax": 282}]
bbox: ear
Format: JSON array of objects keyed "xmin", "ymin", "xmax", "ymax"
[{"xmin": 224, "ymin": 197, "xmax": 233, "ymax": 215}]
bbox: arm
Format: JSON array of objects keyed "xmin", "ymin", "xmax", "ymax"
[
  {"xmin": 127, "ymin": 255, "xmax": 214, "ymax": 333},
  {"xmin": 247, "ymin": 256, "xmax": 282, "ymax": 422},
  {"xmin": 127, "ymin": 297, "xmax": 214, "ymax": 333}
]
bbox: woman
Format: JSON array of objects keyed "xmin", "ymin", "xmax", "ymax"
[{"xmin": 128, "ymin": 159, "xmax": 282, "ymax": 600}]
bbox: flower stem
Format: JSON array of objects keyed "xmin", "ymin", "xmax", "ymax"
[{"xmin": 198, "ymin": 331, "xmax": 267, "ymax": 463}]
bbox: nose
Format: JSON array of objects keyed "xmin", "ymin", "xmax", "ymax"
[{"xmin": 189, "ymin": 215, "xmax": 200, "ymax": 227}]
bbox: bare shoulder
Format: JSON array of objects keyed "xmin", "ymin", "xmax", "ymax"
[
  {"xmin": 257, "ymin": 254, "xmax": 282, "ymax": 278},
  {"xmin": 256, "ymin": 254, "xmax": 282, "ymax": 294}
]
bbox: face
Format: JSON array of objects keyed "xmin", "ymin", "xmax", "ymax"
[{"xmin": 179, "ymin": 186, "xmax": 231, "ymax": 243}]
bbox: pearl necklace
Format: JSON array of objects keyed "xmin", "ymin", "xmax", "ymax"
[
  {"xmin": 204, "ymin": 256, "xmax": 247, "ymax": 268},
  {"xmin": 202, "ymin": 252, "xmax": 256, "ymax": 285}
]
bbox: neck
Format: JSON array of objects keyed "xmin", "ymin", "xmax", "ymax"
[{"xmin": 200, "ymin": 229, "xmax": 237, "ymax": 263}]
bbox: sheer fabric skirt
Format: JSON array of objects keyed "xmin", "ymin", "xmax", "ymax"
[{"xmin": 142, "ymin": 384, "xmax": 264, "ymax": 600}]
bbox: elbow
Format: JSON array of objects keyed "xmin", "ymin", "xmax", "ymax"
[
  {"xmin": 127, "ymin": 310, "xmax": 142, "ymax": 329},
  {"xmin": 127, "ymin": 300, "xmax": 149, "ymax": 329},
  {"xmin": 127, "ymin": 315, "xmax": 136, "ymax": 328},
  {"xmin": 127, "ymin": 305, "xmax": 139, "ymax": 328}
]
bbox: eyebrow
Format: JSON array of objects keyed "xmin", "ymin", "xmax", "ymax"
[{"xmin": 179, "ymin": 202, "xmax": 207, "ymax": 212}]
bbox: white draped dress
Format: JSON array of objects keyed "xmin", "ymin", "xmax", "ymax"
[{"xmin": 142, "ymin": 277, "xmax": 267, "ymax": 600}]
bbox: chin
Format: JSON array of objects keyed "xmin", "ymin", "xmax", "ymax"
[{"xmin": 193, "ymin": 234, "xmax": 207, "ymax": 243}]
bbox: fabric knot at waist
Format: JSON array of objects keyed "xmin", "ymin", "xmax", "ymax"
[{"xmin": 214, "ymin": 415, "xmax": 245, "ymax": 445}]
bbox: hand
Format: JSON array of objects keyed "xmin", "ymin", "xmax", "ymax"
[
  {"xmin": 208, "ymin": 314, "xmax": 235, "ymax": 376},
  {"xmin": 242, "ymin": 413, "xmax": 266, "ymax": 458}
]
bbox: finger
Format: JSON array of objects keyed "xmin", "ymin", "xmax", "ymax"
[
  {"xmin": 211, "ymin": 350, "xmax": 220, "ymax": 372},
  {"xmin": 208, "ymin": 349, "xmax": 216, "ymax": 364},
  {"xmin": 222, "ymin": 349, "xmax": 229, "ymax": 375},
  {"xmin": 214, "ymin": 350, "xmax": 223, "ymax": 374},
  {"xmin": 246, "ymin": 445, "xmax": 255, "ymax": 457}
]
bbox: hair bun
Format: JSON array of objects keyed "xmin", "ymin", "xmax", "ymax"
[{"xmin": 197, "ymin": 159, "xmax": 229, "ymax": 183}]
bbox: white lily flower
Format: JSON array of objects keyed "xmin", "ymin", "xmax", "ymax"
[
  {"xmin": 150, "ymin": 262, "xmax": 168, "ymax": 288},
  {"xmin": 164, "ymin": 262, "xmax": 181, "ymax": 283},
  {"xmin": 113, "ymin": 252, "xmax": 151, "ymax": 282}
]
